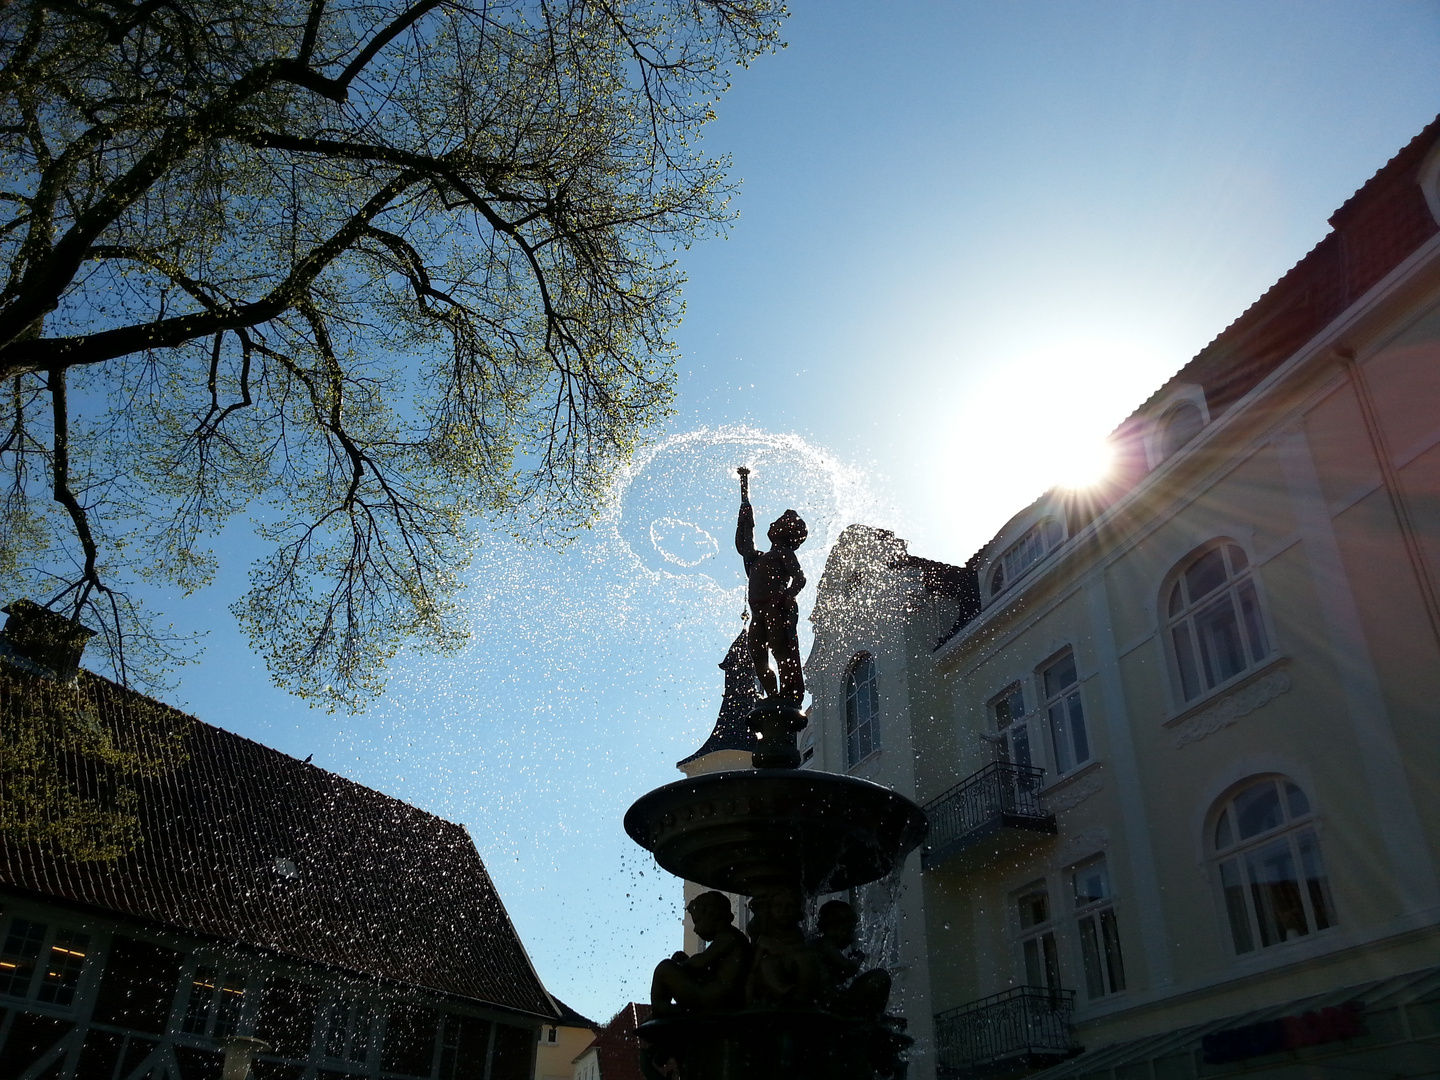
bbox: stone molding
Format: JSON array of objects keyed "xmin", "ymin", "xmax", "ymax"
[
  {"xmin": 1047, "ymin": 768, "xmax": 1103, "ymax": 813},
  {"xmin": 1053, "ymin": 827, "xmax": 1109, "ymax": 870},
  {"xmin": 1172, "ymin": 667, "xmax": 1292, "ymax": 748}
]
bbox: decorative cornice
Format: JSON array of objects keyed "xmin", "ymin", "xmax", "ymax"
[{"xmin": 1173, "ymin": 667, "xmax": 1292, "ymax": 748}]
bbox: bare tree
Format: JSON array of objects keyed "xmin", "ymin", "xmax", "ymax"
[{"xmin": 0, "ymin": 0, "xmax": 785, "ymax": 709}]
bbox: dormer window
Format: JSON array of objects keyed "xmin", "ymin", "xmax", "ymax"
[
  {"xmin": 1158, "ymin": 401, "xmax": 1205, "ymax": 462},
  {"xmin": 990, "ymin": 518, "xmax": 1064, "ymax": 597}
]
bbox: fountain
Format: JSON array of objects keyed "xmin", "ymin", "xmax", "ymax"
[{"xmin": 624, "ymin": 470, "xmax": 928, "ymax": 1080}]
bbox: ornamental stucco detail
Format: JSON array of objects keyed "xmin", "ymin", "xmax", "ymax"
[
  {"xmin": 1172, "ymin": 668, "xmax": 1292, "ymax": 748},
  {"xmin": 1048, "ymin": 769, "xmax": 1103, "ymax": 812}
]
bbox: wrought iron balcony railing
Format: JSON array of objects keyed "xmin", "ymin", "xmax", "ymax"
[
  {"xmin": 922, "ymin": 761, "xmax": 1056, "ymax": 871},
  {"xmin": 934, "ymin": 986, "xmax": 1080, "ymax": 1077}
]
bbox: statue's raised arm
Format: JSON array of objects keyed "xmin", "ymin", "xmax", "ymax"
[{"xmin": 734, "ymin": 467, "xmax": 807, "ymax": 704}]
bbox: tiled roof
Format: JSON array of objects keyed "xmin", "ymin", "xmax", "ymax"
[
  {"xmin": 576, "ymin": 1003, "xmax": 651, "ymax": 1080},
  {"xmin": 0, "ymin": 665, "xmax": 559, "ymax": 1019}
]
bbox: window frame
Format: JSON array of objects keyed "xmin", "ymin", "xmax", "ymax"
[
  {"xmin": 1163, "ymin": 540, "xmax": 1275, "ymax": 707},
  {"xmin": 323, "ymin": 993, "xmax": 380, "ymax": 1068},
  {"xmin": 1038, "ymin": 648, "xmax": 1091, "ymax": 778},
  {"xmin": 1013, "ymin": 879, "xmax": 1063, "ymax": 993},
  {"xmin": 989, "ymin": 518, "xmax": 1066, "ymax": 599},
  {"xmin": 1157, "ymin": 401, "xmax": 1205, "ymax": 462},
  {"xmin": 179, "ymin": 959, "xmax": 252, "ymax": 1040},
  {"xmin": 1209, "ymin": 776, "xmax": 1336, "ymax": 957},
  {"xmin": 844, "ymin": 652, "xmax": 880, "ymax": 767},
  {"xmin": 1069, "ymin": 856, "xmax": 1125, "ymax": 1000},
  {"xmin": 0, "ymin": 912, "xmax": 94, "ymax": 1009}
]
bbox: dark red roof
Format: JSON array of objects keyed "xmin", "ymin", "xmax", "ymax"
[
  {"xmin": 0, "ymin": 665, "xmax": 558, "ymax": 1019},
  {"xmin": 577, "ymin": 1003, "xmax": 652, "ymax": 1080}
]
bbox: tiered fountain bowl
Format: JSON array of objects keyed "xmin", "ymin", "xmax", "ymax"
[{"xmin": 624, "ymin": 701, "xmax": 928, "ymax": 1080}]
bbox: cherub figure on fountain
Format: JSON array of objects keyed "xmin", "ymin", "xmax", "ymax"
[
  {"xmin": 745, "ymin": 888, "xmax": 821, "ymax": 1008},
  {"xmin": 810, "ymin": 900, "xmax": 892, "ymax": 1019},
  {"xmin": 652, "ymin": 892, "xmax": 752, "ymax": 1015}
]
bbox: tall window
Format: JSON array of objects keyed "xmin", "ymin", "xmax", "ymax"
[
  {"xmin": 1041, "ymin": 650, "xmax": 1089, "ymax": 775},
  {"xmin": 183, "ymin": 965, "xmax": 248, "ymax": 1037},
  {"xmin": 0, "ymin": 917, "xmax": 91, "ymax": 1005},
  {"xmin": 991, "ymin": 683, "xmax": 1032, "ymax": 770},
  {"xmin": 1212, "ymin": 777, "xmax": 1335, "ymax": 955},
  {"xmin": 845, "ymin": 654, "xmax": 880, "ymax": 766},
  {"xmin": 1015, "ymin": 881, "xmax": 1061, "ymax": 991},
  {"xmin": 326, "ymin": 997, "xmax": 377, "ymax": 1066},
  {"xmin": 991, "ymin": 519, "xmax": 1065, "ymax": 597},
  {"xmin": 1071, "ymin": 858, "xmax": 1124, "ymax": 998},
  {"xmin": 1166, "ymin": 542, "xmax": 1271, "ymax": 702}
]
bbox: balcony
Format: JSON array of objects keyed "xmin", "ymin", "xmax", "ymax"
[
  {"xmin": 934, "ymin": 986, "xmax": 1081, "ymax": 1078},
  {"xmin": 922, "ymin": 762, "xmax": 1056, "ymax": 871}
]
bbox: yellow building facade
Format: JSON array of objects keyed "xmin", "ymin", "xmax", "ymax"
[{"xmin": 803, "ymin": 118, "xmax": 1440, "ymax": 1079}]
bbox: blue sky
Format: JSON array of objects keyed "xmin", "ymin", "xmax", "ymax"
[{"xmin": 158, "ymin": 2, "xmax": 1440, "ymax": 1023}]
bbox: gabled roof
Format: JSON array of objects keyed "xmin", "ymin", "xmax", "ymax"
[
  {"xmin": 0, "ymin": 665, "xmax": 558, "ymax": 1019},
  {"xmin": 575, "ymin": 1002, "xmax": 652, "ymax": 1080}
]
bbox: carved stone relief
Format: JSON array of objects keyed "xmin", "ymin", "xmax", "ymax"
[{"xmin": 1172, "ymin": 667, "xmax": 1292, "ymax": 748}]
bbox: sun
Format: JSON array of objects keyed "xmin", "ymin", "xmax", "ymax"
[{"xmin": 1053, "ymin": 437, "xmax": 1115, "ymax": 490}]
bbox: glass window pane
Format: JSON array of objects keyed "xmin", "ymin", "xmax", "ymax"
[
  {"xmin": 1100, "ymin": 908, "xmax": 1126, "ymax": 992},
  {"xmin": 1214, "ymin": 810, "xmax": 1234, "ymax": 851},
  {"xmin": 993, "ymin": 684, "xmax": 1024, "ymax": 728},
  {"xmin": 1172, "ymin": 623, "xmax": 1201, "ymax": 700},
  {"xmin": 1285, "ymin": 783, "xmax": 1310, "ymax": 819},
  {"xmin": 1162, "ymin": 403, "xmax": 1205, "ymax": 459},
  {"xmin": 1079, "ymin": 917, "xmax": 1105, "ymax": 998},
  {"xmin": 1237, "ymin": 581, "xmax": 1270, "ymax": 663},
  {"xmin": 1023, "ymin": 937, "xmax": 1042, "ymax": 987},
  {"xmin": 1245, "ymin": 838, "xmax": 1308, "ymax": 946},
  {"xmin": 0, "ymin": 918, "xmax": 47, "ymax": 997},
  {"xmin": 1066, "ymin": 693, "xmax": 1089, "ymax": 766},
  {"xmin": 1017, "ymin": 887, "xmax": 1049, "ymax": 929},
  {"xmin": 1234, "ymin": 782, "xmax": 1284, "ymax": 840},
  {"xmin": 991, "ymin": 563, "xmax": 1005, "ymax": 596},
  {"xmin": 37, "ymin": 929, "xmax": 89, "ymax": 1005},
  {"xmin": 1297, "ymin": 830, "xmax": 1335, "ymax": 931},
  {"xmin": 350, "ymin": 1004, "xmax": 373, "ymax": 1064},
  {"xmin": 1219, "ymin": 859, "xmax": 1253, "ymax": 953},
  {"xmin": 214, "ymin": 972, "xmax": 246, "ymax": 1038},
  {"xmin": 1185, "ymin": 548, "xmax": 1228, "ymax": 603},
  {"xmin": 1072, "ymin": 860, "xmax": 1109, "ymax": 907},
  {"xmin": 1227, "ymin": 544, "xmax": 1248, "ymax": 572},
  {"xmin": 1009, "ymin": 724, "xmax": 1033, "ymax": 771},
  {"xmin": 1049, "ymin": 700, "xmax": 1074, "ymax": 774},
  {"xmin": 185, "ymin": 967, "xmax": 218, "ymax": 1034},
  {"xmin": 326, "ymin": 1003, "xmax": 350, "ymax": 1058},
  {"xmin": 1195, "ymin": 595, "xmax": 1246, "ymax": 687},
  {"xmin": 1041, "ymin": 931, "xmax": 1060, "ymax": 991},
  {"xmin": 1043, "ymin": 653, "xmax": 1078, "ymax": 699}
]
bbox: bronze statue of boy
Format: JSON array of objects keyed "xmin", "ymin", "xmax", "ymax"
[{"xmin": 735, "ymin": 467, "xmax": 807, "ymax": 704}]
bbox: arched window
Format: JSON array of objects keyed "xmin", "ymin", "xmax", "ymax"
[
  {"xmin": 1165, "ymin": 542, "xmax": 1270, "ymax": 702},
  {"xmin": 845, "ymin": 654, "xmax": 879, "ymax": 766},
  {"xmin": 990, "ymin": 518, "xmax": 1065, "ymax": 598},
  {"xmin": 1159, "ymin": 401, "xmax": 1205, "ymax": 462},
  {"xmin": 1211, "ymin": 777, "xmax": 1334, "ymax": 954}
]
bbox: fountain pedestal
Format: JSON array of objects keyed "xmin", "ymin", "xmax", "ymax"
[{"xmin": 624, "ymin": 702, "xmax": 928, "ymax": 1080}]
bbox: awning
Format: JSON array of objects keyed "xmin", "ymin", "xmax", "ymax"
[{"xmin": 1026, "ymin": 966, "xmax": 1440, "ymax": 1080}]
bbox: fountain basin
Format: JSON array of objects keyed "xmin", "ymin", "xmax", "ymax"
[
  {"xmin": 638, "ymin": 1010, "xmax": 910, "ymax": 1080},
  {"xmin": 624, "ymin": 769, "xmax": 927, "ymax": 896}
]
